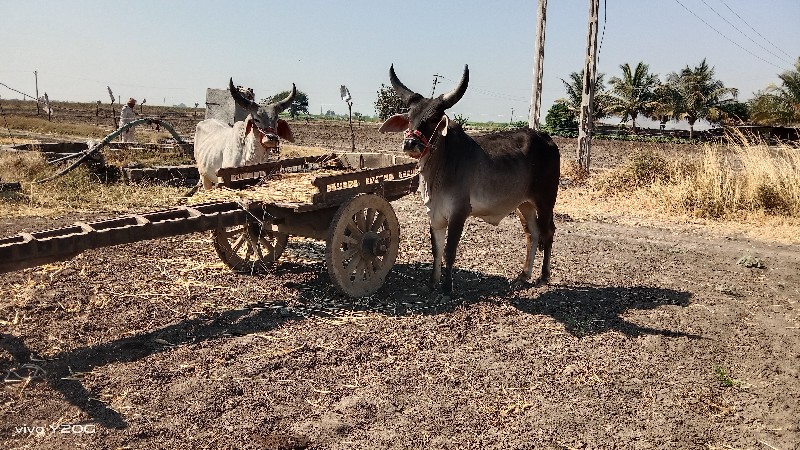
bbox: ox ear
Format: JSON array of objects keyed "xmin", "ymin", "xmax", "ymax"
[
  {"xmin": 277, "ymin": 119, "xmax": 294, "ymax": 143},
  {"xmin": 244, "ymin": 117, "xmax": 254, "ymax": 138},
  {"xmin": 378, "ymin": 114, "xmax": 410, "ymax": 133},
  {"xmin": 435, "ymin": 114, "xmax": 450, "ymax": 137}
]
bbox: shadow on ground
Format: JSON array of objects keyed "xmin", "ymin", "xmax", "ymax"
[
  {"xmin": 511, "ymin": 283, "xmax": 699, "ymax": 338},
  {"xmin": 1, "ymin": 264, "xmax": 697, "ymax": 430}
]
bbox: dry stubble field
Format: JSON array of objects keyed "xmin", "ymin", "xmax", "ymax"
[{"xmin": 0, "ymin": 115, "xmax": 799, "ymax": 449}]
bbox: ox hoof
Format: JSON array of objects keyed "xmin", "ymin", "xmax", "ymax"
[
  {"xmin": 511, "ymin": 274, "xmax": 532, "ymax": 290},
  {"xmin": 435, "ymin": 293, "xmax": 453, "ymax": 303},
  {"xmin": 510, "ymin": 280, "xmax": 530, "ymax": 291},
  {"xmin": 533, "ymin": 276, "xmax": 550, "ymax": 287}
]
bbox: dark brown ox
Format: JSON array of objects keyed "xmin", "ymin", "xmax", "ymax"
[{"xmin": 379, "ymin": 64, "xmax": 560, "ymax": 296}]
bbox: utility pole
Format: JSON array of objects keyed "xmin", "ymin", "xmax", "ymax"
[
  {"xmin": 431, "ymin": 74, "xmax": 439, "ymax": 97},
  {"xmin": 528, "ymin": 0, "xmax": 547, "ymax": 130},
  {"xmin": 577, "ymin": 0, "xmax": 599, "ymax": 173},
  {"xmin": 34, "ymin": 70, "xmax": 40, "ymax": 115}
]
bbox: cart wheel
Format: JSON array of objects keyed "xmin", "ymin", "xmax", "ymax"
[
  {"xmin": 326, "ymin": 193, "xmax": 400, "ymax": 297},
  {"xmin": 213, "ymin": 221, "xmax": 288, "ymax": 273}
]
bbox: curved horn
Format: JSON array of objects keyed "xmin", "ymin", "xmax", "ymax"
[
  {"xmin": 389, "ymin": 64, "xmax": 417, "ymax": 105},
  {"xmin": 229, "ymin": 78, "xmax": 255, "ymax": 109},
  {"xmin": 440, "ymin": 65, "xmax": 469, "ymax": 109},
  {"xmin": 272, "ymin": 83, "xmax": 296, "ymax": 113}
]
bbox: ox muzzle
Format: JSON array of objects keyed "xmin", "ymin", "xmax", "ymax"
[
  {"xmin": 247, "ymin": 121, "xmax": 281, "ymax": 154},
  {"xmin": 403, "ymin": 129, "xmax": 431, "ymax": 158}
]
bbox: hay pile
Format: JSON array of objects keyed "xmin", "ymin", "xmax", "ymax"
[{"xmin": 189, "ymin": 170, "xmax": 342, "ymax": 205}]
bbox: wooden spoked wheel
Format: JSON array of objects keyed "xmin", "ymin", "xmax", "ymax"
[
  {"xmin": 326, "ymin": 194, "xmax": 400, "ymax": 297},
  {"xmin": 213, "ymin": 221, "xmax": 288, "ymax": 273}
]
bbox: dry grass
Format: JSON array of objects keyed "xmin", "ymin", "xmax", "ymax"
[
  {"xmin": 3, "ymin": 129, "xmax": 800, "ymax": 244},
  {"xmin": 599, "ymin": 134, "xmax": 800, "ymax": 218},
  {"xmin": 102, "ymin": 145, "xmax": 194, "ymax": 167},
  {"xmin": 280, "ymin": 143, "xmax": 330, "ymax": 158},
  {"xmin": 189, "ymin": 170, "xmax": 342, "ymax": 205},
  {"xmin": 0, "ymin": 114, "xmax": 176, "ymax": 152},
  {"xmin": 0, "ymin": 114, "xmax": 109, "ymax": 140},
  {"xmin": 0, "ymin": 142, "xmax": 334, "ymax": 218},
  {"xmin": 0, "ymin": 151, "xmax": 184, "ymax": 217},
  {"xmin": 559, "ymin": 133, "xmax": 800, "ymax": 243}
]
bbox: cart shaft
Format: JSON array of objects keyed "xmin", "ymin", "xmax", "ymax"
[{"xmin": 0, "ymin": 201, "xmax": 248, "ymax": 274}]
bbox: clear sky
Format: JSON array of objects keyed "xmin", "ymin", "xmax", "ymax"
[{"xmin": 1, "ymin": 1, "xmax": 798, "ymax": 126}]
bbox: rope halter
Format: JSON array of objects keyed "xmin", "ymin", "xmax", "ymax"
[
  {"xmin": 403, "ymin": 129, "xmax": 433, "ymax": 159},
  {"xmin": 246, "ymin": 121, "xmax": 280, "ymax": 151}
]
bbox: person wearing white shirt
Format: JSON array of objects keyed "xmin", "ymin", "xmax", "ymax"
[{"xmin": 120, "ymin": 98, "xmax": 137, "ymax": 143}]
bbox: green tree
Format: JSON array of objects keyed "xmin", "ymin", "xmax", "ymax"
[
  {"xmin": 544, "ymin": 102, "xmax": 578, "ymax": 135},
  {"xmin": 557, "ymin": 71, "xmax": 609, "ymax": 120},
  {"xmin": 263, "ymin": 90, "xmax": 309, "ymax": 118},
  {"xmin": 748, "ymin": 57, "xmax": 800, "ymax": 126},
  {"xmin": 374, "ymin": 84, "xmax": 404, "ymax": 121},
  {"xmin": 607, "ymin": 62, "xmax": 660, "ymax": 132},
  {"xmin": 649, "ymin": 82, "xmax": 679, "ymax": 129},
  {"xmin": 665, "ymin": 59, "xmax": 737, "ymax": 139},
  {"xmin": 717, "ymin": 100, "xmax": 750, "ymax": 125}
]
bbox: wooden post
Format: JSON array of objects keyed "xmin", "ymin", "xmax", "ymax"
[
  {"xmin": 34, "ymin": 70, "xmax": 40, "ymax": 116},
  {"xmin": 577, "ymin": 0, "xmax": 599, "ymax": 172},
  {"xmin": 528, "ymin": 0, "xmax": 547, "ymax": 130},
  {"xmin": 347, "ymin": 102, "xmax": 355, "ymax": 152}
]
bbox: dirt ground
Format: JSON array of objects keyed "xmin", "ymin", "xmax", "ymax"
[{"xmin": 1, "ymin": 119, "xmax": 799, "ymax": 449}]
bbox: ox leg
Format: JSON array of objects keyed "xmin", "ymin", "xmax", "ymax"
[
  {"xmin": 429, "ymin": 225, "xmax": 446, "ymax": 290},
  {"xmin": 201, "ymin": 174, "xmax": 214, "ymax": 190},
  {"xmin": 442, "ymin": 210, "xmax": 469, "ymax": 296},
  {"xmin": 535, "ymin": 207, "xmax": 556, "ymax": 285},
  {"xmin": 514, "ymin": 202, "xmax": 540, "ymax": 287}
]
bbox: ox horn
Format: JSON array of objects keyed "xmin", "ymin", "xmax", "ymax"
[
  {"xmin": 389, "ymin": 64, "xmax": 417, "ymax": 105},
  {"xmin": 272, "ymin": 83, "xmax": 297, "ymax": 113},
  {"xmin": 229, "ymin": 78, "xmax": 256, "ymax": 109},
  {"xmin": 441, "ymin": 65, "xmax": 469, "ymax": 109}
]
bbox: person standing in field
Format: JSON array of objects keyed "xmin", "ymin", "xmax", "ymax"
[{"xmin": 119, "ymin": 98, "xmax": 137, "ymax": 143}]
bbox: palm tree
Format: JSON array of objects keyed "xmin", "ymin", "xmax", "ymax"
[
  {"xmin": 777, "ymin": 57, "xmax": 800, "ymax": 103},
  {"xmin": 665, "ymin": 59, "xmax": 736, "ymax": 139},
  {"xmin": 557, "ymin": 71, "xmax": 609, "ymax": 120},
  {"xmin": 649, "ymin": 82, "xmax": 679, "ymax": 130},
  {"xmin": 748, "ymin": 57, "xmax": 800, "ymax": 126},
  {"xmin": 606, "ymin": 62, "xmax": 659, "ymax": 132}
]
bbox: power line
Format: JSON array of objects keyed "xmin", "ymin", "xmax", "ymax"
[
  {"xmin": 673, "ymin": 0, "xmax": 791, "ymax": 72},
  {"xmin": 0, "ymin": 82, "xmax": 35, "ymax": 100},
  {"xmin": 436, "ymin": 75, "xmax": 528, "ymax": 103},
  {"xmin": 699, "ymin": 0, "xmax": 794, "ymax": 67},
  {"xmin": 597, "ymin": 0, "xmax": 607, "ymax": 64},
  {"xmin": 717, "ymin": 0, "xmax": 794, "ymax": 61}
]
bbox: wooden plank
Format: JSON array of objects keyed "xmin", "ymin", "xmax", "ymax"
[{"xmin": 0, "ymin": 201, "xmax": 248, "ymax": 274}]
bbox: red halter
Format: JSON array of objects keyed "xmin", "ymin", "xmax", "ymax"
[
  {"xmin": 246, "ymin": 120, "xmax": 279, "ymax": 150},
  {"xmin": 404, "ymin": 129, "xmax": 432, "ymax": 159}
]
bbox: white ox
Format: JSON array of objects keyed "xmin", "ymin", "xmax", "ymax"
[{"xmin": 194, "ymin": 78, "xmax": 296, "ymax": 189}]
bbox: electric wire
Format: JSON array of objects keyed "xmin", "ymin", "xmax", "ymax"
[
  {"xmin": 673, "ymin": 0, "xmax": 791, "ymax": 71},
  {"xmin": 717, "ymin": 0, "xmax": 794, "ymax": 60},
  {"xmin": 597, "ymin": 0, "xmax": 607, "ymax": 65},
  {"xmin": 699, "ymin": 0, "xmax": 794, "ymax": 66},
  {"xmin": 436, "ymin": 75, "xmax": 528, "ymax": 103}
]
